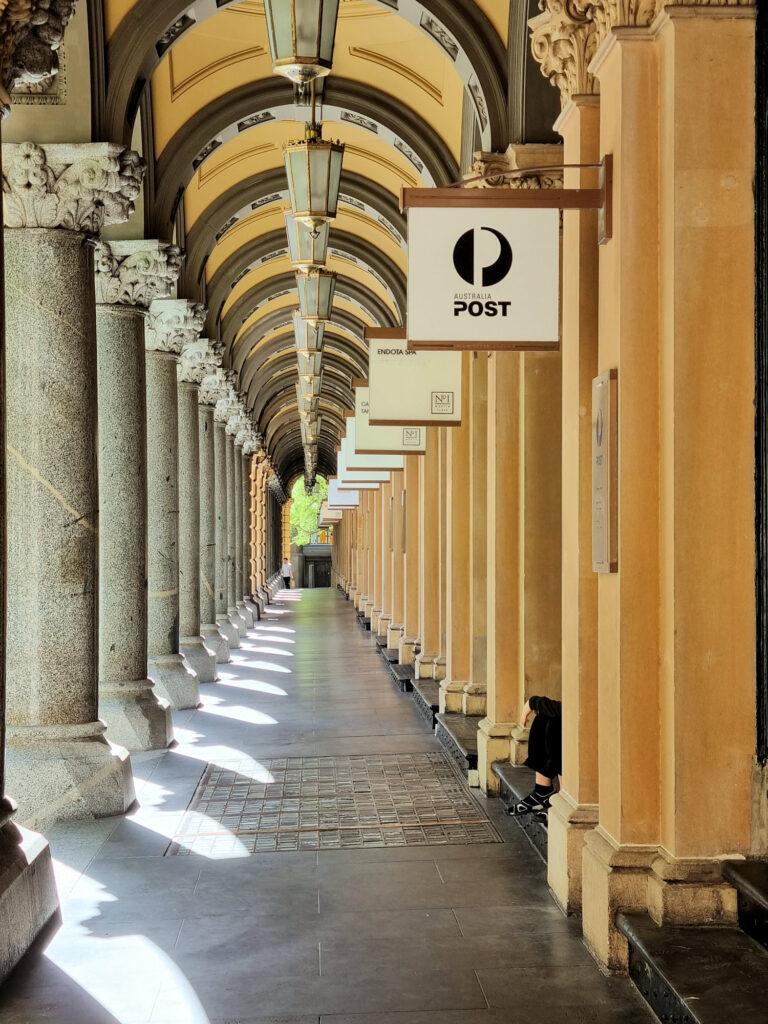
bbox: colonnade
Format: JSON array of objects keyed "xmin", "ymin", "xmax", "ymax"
[
  {"xmin": 0, "ymin": 139, "xmax": 286, "ymax": 975},
  {"xmin": 333, "ymin": 4, "xmax": 758, "ymax": 974}
]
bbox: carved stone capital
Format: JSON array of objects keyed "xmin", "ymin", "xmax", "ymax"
[
  {"xmin": 178, "ymin": 338, "xmax": 220, "ymax": 385},
  {"xmin": 2, "ymin": 141, "xmax": 145, "ymax": 232},
  {"xmin": 529, "ymin": 0, "xmax": 601, "ymax": 110},
  {"xmin": 199, "ymin": 368, "xmax": 230, "ymax": 408},
  {"xmin": 0, "ymin": 1, "xmax": 77, "ymax": 114},
  {"xmin": 146, "ymin": 298, "xmax": 206, "ymax": 355},
  {"xmin": 466, "ymin": 144, "xmax": 564, "ymax": 189},
  {"xmin": 94, "ymin": 240, "xmax": 182, "ymax": 309},
  {"xmin": 214, "ymin": 393, "xmax": 240, "ymax": 425}
]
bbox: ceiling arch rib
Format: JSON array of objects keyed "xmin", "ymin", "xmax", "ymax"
[
  {"xmin": 207, "ymin": 227, "xmax": 406, "ymax": 335},
  {"xmin": 241, "ymin": 331, "xmax": 368, "ymax": 396},
  {"xmin": 104, "ymin": 0, "xmax": 507, "ymax": 150},
  {"xmin": 251, "ymin": 366, "xmax": 354, "ymax": 429},
  {"xmin": 221, "ymin": 272, "xmax": 397, "ymax": 355},
  {"xmin": 185, "ymin": 169, "xmax": 406, "ymax": 294},
  {"xmin": 152, "ymin": 77, "xmax": 458, "ymax": 233},
  {"xmin": 232, "ymin": 312, "xmax": 368, "ymax": 376}
]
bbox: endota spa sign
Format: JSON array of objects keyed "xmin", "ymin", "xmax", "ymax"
[{"xmin": 406, "ymin": 207, "xmax": 560, "ymax": 351}]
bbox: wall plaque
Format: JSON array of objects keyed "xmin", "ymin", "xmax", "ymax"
[{"xmin": 592, "ymin": 370, "xmax": 618, "ymax": 573}]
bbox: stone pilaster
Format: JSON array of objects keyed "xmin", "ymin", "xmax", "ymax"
[
  {"xmin": 240, "ymin": 431, "xmax": 261, "ymax": 621},
  {"xmin": 3, "ymin": 141, "xmax": 141, "ymax": 829},
  {"xmin": 144, "ymin": 299, "xmax": 203, "ymax": 710},
  {"xmin": 415, "ymin": 429, "xmax": 441, "ymax": 679},
  {"xmin": 198, "ymin": 371, "xmax": 231, "ymax": 663},
  {"xmin": 178, "ymin": 338, "xmax": 219, "ymax": 682},
  {"xmin": 214, "ymin": 393, "xmax": 240, "ymax": 648},
  {"xmin": 95, "ymin": 239, "xmax": 181, "ymax": 751}
]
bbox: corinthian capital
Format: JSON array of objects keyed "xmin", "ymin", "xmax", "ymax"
[
  {"xmin": 146, "ymin": 298, "xmax": 207, "ymax": 355},
  {"xmin": 2, "ymin": 141, "xmax": 145, "ymax": 232},
  {"xmin": 0, "ymin": 1, "xmax": 77, "ymax": 113},
  {"xmin": 199, "ymin": 368, "xmax": 230, "ymax": 408},
  {"xmin": 529, "ymin": 0, "xmax": 601, "ymax": 109},
  {"xmin": 178, "ymin": 338, "xmax": 220, "ymax": 385},
  {"xmin": 466, "ymin": 143, "xmax": 564, "ymax": 189},
  {"xmin": 94, "ymin": 240, "xmax": 183, "ymax": 308}
]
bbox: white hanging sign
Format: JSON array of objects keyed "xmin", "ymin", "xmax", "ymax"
[
  {"xmin": 353, "ymin": 388, "xmax": 426, "ymax": 454},
  {"xmin": 328, "ymin": 480, "xmax": 360, "ymax": 507},
  {"xmin": 341, "ymin": 421, "xmax": 404, "ymax": 472},
  {"xmin": 406, "ymin": 206, "xmax": 560, "ymax": 351},
  {"xmin": 366, "ymin": 330, "xmax": 462, "ymax": 426}
]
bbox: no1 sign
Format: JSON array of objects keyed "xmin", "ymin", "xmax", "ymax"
[{"xmin": 406, "ymin": 206, "xmax": 560, "ymax": 351}]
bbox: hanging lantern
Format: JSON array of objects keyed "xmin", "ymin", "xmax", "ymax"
[
  {"xmin": 293, "ymin": 311, "xmax": 325, "ymax": 351},
  {"xmin": 296, "ymin": 383, "xmax": 319, "ymax": 415},
  {"xmin": 297, "ymin": 269, "xmax": 336, "ymax": 323},
  {"xmin": 297, "ymin": 348, "xmax": 323, "ymax": 377},
  {"xmin": 285, "ymin": 212, "xmax": 329, "ymax": 270},
  {"xmin": 299, "ymin": 373, "xmax": 322, "ymax": 399},
  {"xmin": 264, "ymin": 0, "xmax": 340, "ymax": 84},
  {"xmin": 284, "ymin": 124, "xmax": 344, "ymax": 233}
]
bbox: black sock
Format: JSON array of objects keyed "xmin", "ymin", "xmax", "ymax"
[{"xmin": 534, "ymin": 782, "xmax": 554, "ymax": 796}]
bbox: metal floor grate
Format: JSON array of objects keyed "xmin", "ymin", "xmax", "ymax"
[{"xmin": 166, "ymin": 752, "xmax": 503, "ymax": 855}]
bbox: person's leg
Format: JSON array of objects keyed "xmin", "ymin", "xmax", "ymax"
[{"xmin": 506, "ymin": 713, "xmax": 558, "ymax": 815}]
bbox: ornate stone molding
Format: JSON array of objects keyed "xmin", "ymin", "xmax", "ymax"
[
  {"xmin": 214, "ymin": 392, "xmax": 240, "ymax": 425},
  {"xmin": 94, "ymin": 240, "xmax": 182, "ymax": 308},
  {"xmin": 466, "ymin": 144, "xmax": 564, "ymax": 189},
  {"xmin": 0, "ymin": 0, "xmax": 77, "ymax": 114},
  {"xmin": 2, "ymin": 141, "xmax": 145, "ymax": 232},
  {"xmin": 146, "ymin": 298, "xmax": 207, "ymax": 355},
  {"xmin": 178, "ymin": 338, "xmax": 220, "ymax": 385}
]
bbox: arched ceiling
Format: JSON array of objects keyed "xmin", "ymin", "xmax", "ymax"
[{"xmin": 102, "ymin": 0, "xmax": 512, "ymax": 487}]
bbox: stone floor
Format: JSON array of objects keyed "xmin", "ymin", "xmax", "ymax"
[{"xmin": 0, "ymin": 589, "xmax": 656, "ymax": 1024}]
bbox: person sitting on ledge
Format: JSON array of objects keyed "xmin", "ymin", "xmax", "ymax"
[{"xmin": 505, "ymin": 695, "xmax": 562, "ymax": 817}]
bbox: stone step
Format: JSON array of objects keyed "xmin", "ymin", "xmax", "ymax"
[
  {"xmin": 492, "ymin": 761, "xmax": 547, "ymax": 863},
  {"xmin": 386, "ymin": 661, "xmax": 414, "ymax": 693},
  {"xmin": 618, "ymin": 911, "xmax": 768, "ymax": 1024},
  {"xmin": 383, "ymin": 647, "xmax": 399, "ymax": 663},
  {"xmin": 435, "ymin": 713, "xmax": 481, "ymax": 782},
  {"xmin": 722, "ymin": 859, "xmax": 768, "ymax": 953},
  {"xmin": 374, "ymin": 634, "xmax": 388, "ymax": 648},
  {"xmin": 412, "ymin": 679, "xmax": 439, "ymax": 728}
]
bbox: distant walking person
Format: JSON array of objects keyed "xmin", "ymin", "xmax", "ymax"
[{"xmin": 281, "ymin": 559, "xmax": 294, "ymax": 590}]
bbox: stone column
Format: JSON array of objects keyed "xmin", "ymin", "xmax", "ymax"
[
  {"xmin": 240, "ymin": 435, "xmax": 260, "ymax": 621},
  {"xmin": 3, "ymin": 141, "xmax": 140, "ymax": 827},
  {"xmin": 214, "ymin": 402, "xmax": 240, "ymax": 646},
  {"xmin": 198, "ymin": 373, "xmax": 231, "ymax": 663},
  {"xmin": 95, "ymin": 240, "xmax": 180, "ymax": 751},
  {"xmin": 478, "ymin": 353, "xmax": 522, "ymax": 793},
  {"xmin": 387, "ymin": 470, "xmax": 405, "ymax": 649},
  {"xmin": 144, "ymin": 299, "xmax": 201, "ymax": 710},
  {"xmin": 369, "ymin": 486, "xmax": 383, "ymax": 630},
  {"xmin": 440, "ymin": 355, "xmax": 472, "ymax": 713},
  {"xmin": 465, "ymin": 354, "xmax": 488, "ymax": 716},
  {"xmin": 435, "ymin": 428, "xmax": 448, "ymax": 682},
  {"xmin": 0, "ymin": 11, "xmax": 78, "ymax": 981},
  {"xmin": 399, "ymin": 455, "xmax": 421, "ymax": 666},
  {"xmin": 178, "ymin": 339, "xmax": 220, "ymax": 682},
  {"xmin": 547, "ymin": 96, "xmax": 601, "ymax": 915},
  {"xmin": 415, "ymin": 429, "xmax": 441, "ymax": 679},
  {"xmin": 225, "ymin": 417, "xmax": 248, "ymax": 635},
  {"xmin": 233, "ymin": 433, "xmax": 253, "ymax": 628},
  {"xmin": 378, "ymin": 478, "xmax": 393, "ymax": 640}
]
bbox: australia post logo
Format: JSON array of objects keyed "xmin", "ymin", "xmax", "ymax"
[{"xmin": 452, "ymin": 226, "xmax": 513, "ymax": 319}]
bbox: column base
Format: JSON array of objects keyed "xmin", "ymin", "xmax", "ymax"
[
  {"xmin": 99, "ymin": 678, "xmax": 173, "ymax": 752},
  {"xmin": 547, "ymin": 791, "xmax": 599, "ymax": 915},
  {"xmin": 201, "ymin": 623, "xmax": 230, "ymax": 665},
  {"xmin": 510, "ymin": 723, "xmax": 530, "ymax": 764},
  {"xmin": 399, "ymin": 635, "xmax": 418, "ymax": 665},
  {"xmin": 439, "ymin": 677, "xmax": 466, "ymax": 713},
  {"xmin": 462, "ymin": 682, "xmax": 487, "ymax": 717},
  {"xmin": 349, "ymin": 586, "xmax": 358, "ymax": 606},
  {"xmin": 581, "ymin": 827, "xmax": 657, "ymax": 974},
  {"xmin": 0, "ymin": 810, "xmax": 59, "ymax": 984},
  {"xmin": 181, "ymin": 635, "xmax": 217, "ymax": 684},
  {"xmin": 247, "ymin": 595, "xmax": 264, "ymax": 620},
  {"xmin": 647, "ymin": 848, "xmax": 737, "ymax": 928},
  {"xmin": 476, "ymin": 718, "xmax": 516, "ymax": 794},
  {"xmin": 377, "ymin": 614, "xmax": 392, "ymax": 638},
  {"xmin": 237, "ymin": 600, "xmax": 254, "ymax": 629},
  {"xmin": 370, "ymin": 607, "xmax": 383, "ymax": 633},
  {"xmin": 433, "ymin": 656, "xmax": 446, "ymax": 682},
  {"xmin": 148, "ymin": 653, "xmax": 200, "ymax": 710},
  {"xmin": 228, "ymin": 607, "xmax": 248, "ymax": 638},
  {"xmin": 414, "ymin": 652, "xmax": 437, "ymax": 679},
  {"xmin": 217, "ymin": 613, "xmax": 241, "ymax": 649},
  {"xmin": 6, "ymin": 722, "xmax": 135, "ymax": 832},
  {"xmin": 387, "ymin": 622, "xmax": 403, "ymax": 648},
  {"xmin": 364, "ymin": 600, "xmax": 375, "ymax": 621}
]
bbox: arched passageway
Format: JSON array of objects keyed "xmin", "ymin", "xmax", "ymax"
[{"xmin": 0, "ymin": 2, "xmax": 764, "ymax": 1022}]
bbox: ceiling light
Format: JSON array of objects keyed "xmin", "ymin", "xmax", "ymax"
[
  {"xmin": 264, "ymin": 0, "xmax": 340, "ymax": 85},
  {"xmin": 285, "ymin": 212, "xmax": 329, "ymax": 270},
  {"xmin": 284, "ymin": 123, "xmax": 344, "ymax": 233},
  {"xmin": 297, "ymin": 268, "xmax": 336, "ymax": 323}
]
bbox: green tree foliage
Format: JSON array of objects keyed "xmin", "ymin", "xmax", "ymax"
[{"xmin": 290, "ymin": 475, "xmax": 329, "ymax": 546}]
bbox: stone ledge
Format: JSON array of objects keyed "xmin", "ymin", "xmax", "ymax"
[
  {"xmin": 722, "ymin": 860, "xmax": 768, "ymax": 953},
  {"xmin": 492, "ymin": 761, "xmax": 548, "ymax": 864},
  {"xmin": 618, "ymin": 911, "xmax": 768, "ymax": 1024}
]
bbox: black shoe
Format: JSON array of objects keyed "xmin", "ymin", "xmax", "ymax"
[{"xmin": 505, "ymin": 789, "xmax": 554, "ymax": 817}]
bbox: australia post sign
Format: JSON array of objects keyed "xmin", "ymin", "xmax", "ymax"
[{"xmin": 406, "ymin": 207, "xmax": 560, "ymax": 351}]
